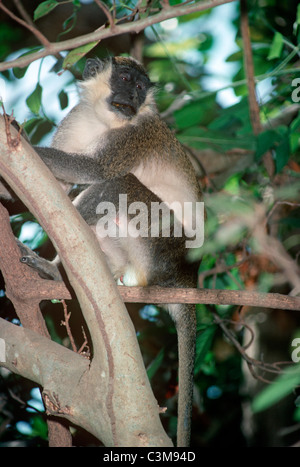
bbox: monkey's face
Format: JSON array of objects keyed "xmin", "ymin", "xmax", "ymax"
[
  {"xmin": 108, "ymin": 59, "xmax": 154, "ymax": 119},
  {"xmin": 81, "ymin": 57, "xmax": 155, "ymax": 123}
]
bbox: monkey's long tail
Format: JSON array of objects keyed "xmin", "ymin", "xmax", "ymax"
[{"xmin": 168, "ymin": 303, "xmax": 197, "ymax": 447}]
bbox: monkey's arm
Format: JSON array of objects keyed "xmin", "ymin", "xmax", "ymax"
[
  {"xmin": 34, "ymin": 117, "xmax": 157, "ymax": 184},
  {"xmin": 35, "ymin": 147, "xmax": 111, "ymax": 184}
]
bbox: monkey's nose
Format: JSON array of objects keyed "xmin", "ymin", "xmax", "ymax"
[{"xmin": 130, "ymin": 89, "xmax": 139, "ymax": 103}]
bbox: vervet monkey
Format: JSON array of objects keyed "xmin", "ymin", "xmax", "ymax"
[{"xmin": 20, "ymin": 57, "xmax": 203, "ymax": 446}]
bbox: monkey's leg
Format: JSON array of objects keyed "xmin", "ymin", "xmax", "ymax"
[{"xmin": 72, "ymin": 175, "xmax": 163, "ymax": 286}]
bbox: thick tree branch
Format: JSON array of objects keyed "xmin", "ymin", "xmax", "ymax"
[
  {"xmin": 0, "ymin": 316, "xmax": 172, "ymax": 446},
  {"xmin": 0, "ymin": 318, "xmax": 88, "ymax": 386},
  {"xmin": 0, "ymin": 117, "xmax": 171, "ymax": 447},
  {"xmin": 0, "ymin": 0, "xmax": 236, "ymax": 71},
  {"xmin": 0, "ymin": 202, "xmax": 73, "ymax": 446},
  {"xmin": 0, "ymin": 205, "xmax": 71, "ymax": 304},
  {"xmin": 0, "ymin": 318, "xmax": 91, "ymax": 430}
]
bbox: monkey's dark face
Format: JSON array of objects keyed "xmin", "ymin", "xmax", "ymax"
[
  {"xmin": 108, "ymin": 61, "xmax": 153, "ymax": 119},
  {"xmin": 82, "ymin": 57, "xmax": 154, "ymax": 120}
]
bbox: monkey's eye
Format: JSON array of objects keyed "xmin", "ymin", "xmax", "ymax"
[{"xmin": 120, "ymin": 73, "xmax": 131, "ymax": 82}]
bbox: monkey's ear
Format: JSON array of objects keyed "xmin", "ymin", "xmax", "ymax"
[{"xmin": 83, "ymin": 58, "xmax": 104, "ymax": 80}]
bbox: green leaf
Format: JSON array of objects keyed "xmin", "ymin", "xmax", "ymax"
[
  {"xmin": 223, "ymin": 173, "xmax": 242, "ymax": 195},
  {"xmin": 26, "ymin": 83, "xmax": 42, "ymax": 115},
  {"xmin": 12, "ymin": 66, "xmax": 28, "ymax": 79},
  {"xmin": 294, "ymin": 406, "xmax": 300, "ymax": 422},
  {"xmin": 280, "ymin": 216, "xmax": 300, "ymax": 228},
  {"xmin": 275, "ymin": 135, "xmax": 290, "ymax": 172},
  {"xmin": 194, "ymin": 325, "xmax": 216, "ymax": 373},
  {"xmin": 255, "ymin": 129, "xmax": 278, "ymax": 161},
  {"xmin": 147, "ymin": 348, "xmax": 165, "ymax": 380},
  {"xmin": 209, "ymin": 98, "xmax": 253, "ymax": 136},
  {"xmin": 178, "ymin": 126, "xmax": 254, "ymax": 151},
  {"xmin": 291, "ymin": 115, "xmax": 300, "ymax": 132},
  {"xmin": 290, "ymin": 132, "xmax": 300, "ymax": 153},
  {"xmin": 57, "ymin": 0, "xmax": 81, "ymax": 41},
  {"xmin": 23, "ymin": 117, "xmax": 43, "ymax": 135},
  {"xmin": 58, "ymin": 90, "xmax": 69, "ymax": 110},
  {"xmin": 12, "ymin": 49, "xmax": 41, "ymax": 78},
  {"xmin": 34, "ymin": 1, "xmax": 59, "ymax": 20},
  {"xmin": 62, "ymin": 41, "xmax": 99, "ymax": 69},
  {"xmin": 267, "ymin": 32, "xmax": 284, "ymax": 60},
  {"xmin": 30, "ymin": 119, "xmax": 54, "ymax": 145},
  {"xmin": 31, "ymin": 415, "xmax": 48, "ymax": 440},
  {"xmin": 297, "ymin": 3, "xmax": 300, "ymax": 24},
  {"xmin": 23, "ymin": 117, "xmax": 53, "ymax": 144},
  {"xmin": 174, "ymin": 97, "xmax": 217, "ymax": 129},
  {"xmin": 146, "ymin": 38, "xmax": 202, "ymax": 59},
  {"xmin": 252, "ymin": 364, "xmax": 300, "ymax": 413}
]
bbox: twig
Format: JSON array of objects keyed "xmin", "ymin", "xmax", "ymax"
[
  {"xmin": 198, "ymin": 256, "xmax": 248, "ymax": 287},
  {"xmin": 8, "ymin": 389, "xmax": 43, "ymax": 413},
  {"xmin": 93, "ymin": 0, "xmax": 116, "ymax": 30},
  {"xmin": 78, "ymin": 327, "xmax": 90, "ymax": 357},
  {"xmin": 60, "ymin": 301, "xmax": 90, "ymax": 357},
  {"xmin": 183, "ymin": 144, "xmax": 218, "ymax": 192},
  {"xmin": 1, "ymin": 106, "xmax": 21, "ymax": 149},
  {"xmin": 13, "ymin": 0, "xmax": 35, "ymax": 28},
  {"xmin": 253, "ymin": 212, "xmax": 300, "ymax": 296},
  {"xmin": 212, "ymin": 312, "xmax": 293, "ymax": 383},
  {"xmin": 0, "ymin": 0, "xmax": 53, "ymax": 49},
  {"xmin": 61, "ymin": 300, "xmax": 77, "ymax": 353},
  {"xmin": 265, "ymin": 201, "xmax": 300, "ymax": 227}
]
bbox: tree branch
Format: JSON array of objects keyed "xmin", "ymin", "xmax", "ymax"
[
  {"xmin": 0, "ymin": 201, "xmax": 73, "ymax": 446},
  {"xmin": 0, "ymin": 204, "xmax": 71, "ymax": 305},
  {"xmin": 119, "ymin": 286, "xmax": 300, "ymax": 311},
  {"xmin": 240, "ymin": 0, "xmax": 275, "ymax": 176},
  {"xmin": 0, "ymin": 315, "xmax": 172, "ymax": 446},
  {"xmin": 0, "ymin": 117, "xmax": 172, "ymax": 447},
  {"xmin": 240, "ymin": 0, "xmax": 261, "ymax": 136},
  {"xmin": 0, "ymin": 0, "xmax": 236, "ymax": 71}
]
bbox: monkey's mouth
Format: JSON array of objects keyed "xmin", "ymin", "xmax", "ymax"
[{"xmin": 111, "ymin": 101, "xmax": 136, "ymax": 116}]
